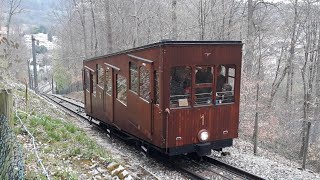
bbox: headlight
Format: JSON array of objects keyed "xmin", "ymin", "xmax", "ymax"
[{"xmin": 198, "ymin": 129, "xmax": 209, "ymax": 142}]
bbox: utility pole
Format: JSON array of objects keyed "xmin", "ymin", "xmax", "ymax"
[
  {"xmin": 27, "ymin": 59, "xmax": 32, "ymax": 89},
  {"xmin": 31, "ymin": 35, "xmax": 38, "ymax": 91},
  {"xmin": 172, "ymin": 0, "xmax": 177, "ymax": 40}
]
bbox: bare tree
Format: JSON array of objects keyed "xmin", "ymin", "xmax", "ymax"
[
  {"xmin": 72, "ymin": 0, "xmax": 88, "ymax": 58},
  {"xmin": 103, "ymin": 0, "xmax": 113, "ymax": 53},
  {"xmin": 5, "ymin": 0, "xmax": 22, "ymax": 42},
  {"xmin": 89, "ymin": 0, "xmax": 98, "ymax": 56},
  {"xmin": 285, "ymin": 0, "xmax": 299, "ymax": 104},
  {"xmin": 171, "ymin": 0, "xmax": 177, "ymax": 39},
  {"xmin": 312, "ymin": 20, "xmax": 320, "ymax": 143},
  {"xmin": 299, "ymin": 0, "xmax": 319, "ymax": 158},
  {"xmin": 244, "ymin": 0, "xmax": 255, "ymax": 77}
]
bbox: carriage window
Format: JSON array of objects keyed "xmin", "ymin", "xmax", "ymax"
[
  {"xmin": 130, "ymin": 62, "xmax": 138, "ymax": 93},
  {"xmin": 97, "ymin": 64, "xmax": 104, "ymax": 87},
  {"xmin": 195, "ymin": 66, "xmax": 213, "ymax": 106},
  {"xmin": 170, "ymin": 66, "xmax": 191, "ymax": 108},
  {"xmin": 216, "ymin": 65, "xmax": 235, "ymax": 104},
  {"xmin": 139, "ymin": 66, "xmax": 150, "ymax": 102},
  {"xmin": 105, "ymin": 67, "xmax": 112, "ymax": 95},
  {"xmin": 154, "ymin": 71, "xmax": 160, "ymax": 105},
  {"xmin": 116, "ymin": 74, "xmax": 127, "ymax": 105},
  {"xmin": 85, "ymin": 70, "xmax": 90, "ymax": 91},
  {"xmin": 195, "ymin": 67, "xmax": 213, "ymax": 84},
  {"xmin": 92, "ymin": 72, "xmax": 96, "ymax": 96}
]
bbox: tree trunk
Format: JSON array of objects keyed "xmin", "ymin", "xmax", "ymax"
[
  {"xmin": 244, "ymin": 0, "xmax": 254, "ymax": 77},
  {"xmin": 73, "ymin": 0, "xmax": 88, "ymax": 58},
  {"xmin": 90, "ymin": 0, "xmax": 98, "ymax": 56},
  {"xmin": 133, "ymin": 0, "xmax": 138, "ymax": 47},
  {"xmin": 269, "ymin": 47, "xmax": 287, "ymax": 106},
  {"xmin": 104, "ymin": 0, "xmax": 113, "ymax": 53},
  {"xmin": 253, "ymin": 25, "xmax": 263, "ymax": 155},
  {"xmin": 299, "ymin": 1, "xmax": 315, "ymax": 158},
  {"xmin": 172, "ymin": 0, "xmax": 177, "ymax": 40},
  {"xmin": 285, "ymin": 0, "xmax": 298, "ymax": 104},
  {"xmin": 312, "ymin": 23, "xmax": 320, "ymax": 143}
]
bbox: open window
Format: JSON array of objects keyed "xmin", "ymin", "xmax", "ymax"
[
  {"xmin": 85, "ymin": 69, "xmax": 90, "ymax": 91},
  {"xmin": 216, "ymin": 65, "xmax": 235, "ymax": 104},
  {"xmin": 139, "ymin": 66, "xmax": 150, "ymax": 102},
  {"xmin": 129, "ymin": 62, "xmax": 138, "ymax": 94},
  {"xmin": 105, "ymin": 67, "xmax": 112, "ymax": 96},
  {"xmin": 170, "ymin": 66, "xmax": 191, "ymax": 108},
  {"xmin": 195, "ymin": 66, "xmax": 214, "ymax": 106},
  {"xmin": 97, "ymin": 64, "xmax": 104, "ymax": 88},
  {"xmin": 154, "ymin": 71, "xmax": 160, "ymax": 105},
  {"xmin": 93, "ymin": 71, "xmax": 96, "ymax": 97},
  {"xmin": 116, "ymin": 74, "xmax": 127, "ymax": 105}
]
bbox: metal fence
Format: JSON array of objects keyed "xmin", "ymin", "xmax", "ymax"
[{"xmin": 0, "ymin": 114, "xmax": 24, "ymax": 180}]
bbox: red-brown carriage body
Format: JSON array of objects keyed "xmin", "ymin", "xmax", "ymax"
[{"xmin": 83, "ymin": 41, "xmax": 242, "ymax": 156}]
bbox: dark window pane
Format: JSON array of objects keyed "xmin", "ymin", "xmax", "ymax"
[
  {"xmin": 170, "ymin": 66, "xmax": 191, "ymax": 108},
  {"xmin": 216, "ymin": 65, "xmax": 227, "ymax": 92},
  {"xmin": 216, "ymin": 65, "xmax": 235, "ymax": 105},
  {"xmin": 195, "ymin": 66, "xmax": 213, "ymax": 84}
]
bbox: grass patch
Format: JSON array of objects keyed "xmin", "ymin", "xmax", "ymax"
[
  {"xmin": 15, "ymin": 112, "xmax": 113, "ymax": 179},
  {"xmin": 65, "ymin": 123, "xmax": 77, "ymax": 133}
]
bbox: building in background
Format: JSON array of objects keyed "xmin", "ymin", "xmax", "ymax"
[{"xmin": 24, "ymin": 33, "xmax": 58, "ymax": 50}]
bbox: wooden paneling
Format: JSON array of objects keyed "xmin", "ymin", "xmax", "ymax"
[{"xmin": 104, "ymin": 93, "xmax": 113, "ymax": 123}]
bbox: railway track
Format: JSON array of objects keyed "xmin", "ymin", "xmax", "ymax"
[
  {"xmin": 40, "ymin": 90, "xmax": 264, "ymax": 180},
  {"xmin": 202, "ymin": 156, "xmax": 264, "ymax": 180},
  {"xmin": 161, "ymin": 155, "xmax": 264, "ymax": 180}
]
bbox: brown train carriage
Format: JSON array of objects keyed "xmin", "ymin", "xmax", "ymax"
[{"xmin": 83, "ymin": 41, "xmax": 242, "ymax": 156}]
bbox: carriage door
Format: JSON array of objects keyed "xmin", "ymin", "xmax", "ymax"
[
  {"xmin": 128, "ymin": 54, "xmax": 154, "ymax": 139},
  {"xmin": 84, "ymin": 67, "xmax": 93, "ymax": 114},
  {"xmin": 139, "ymin": 63, "xmax": 154, "ymax": 138}
]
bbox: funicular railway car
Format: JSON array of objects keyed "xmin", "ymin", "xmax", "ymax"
[{"xmin": 83, "ymin": 41, "xmax": 242, "ymax": 156}]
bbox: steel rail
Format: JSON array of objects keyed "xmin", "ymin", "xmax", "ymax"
[
  {"xmin": 42, "ymin": 94, "xmax": 91, "ymax": 123},
  {"xmin": 203, "ymin": 156, "xmax": 265, "ymax": 180},
  {"xmin": 50, "ymin": 94, "xmax": 84, "ymax": 109}
]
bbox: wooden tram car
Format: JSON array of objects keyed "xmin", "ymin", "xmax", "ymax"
[{"xmin": 83, "ymin": 41, "xmax": 242, "ymax": 156}]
